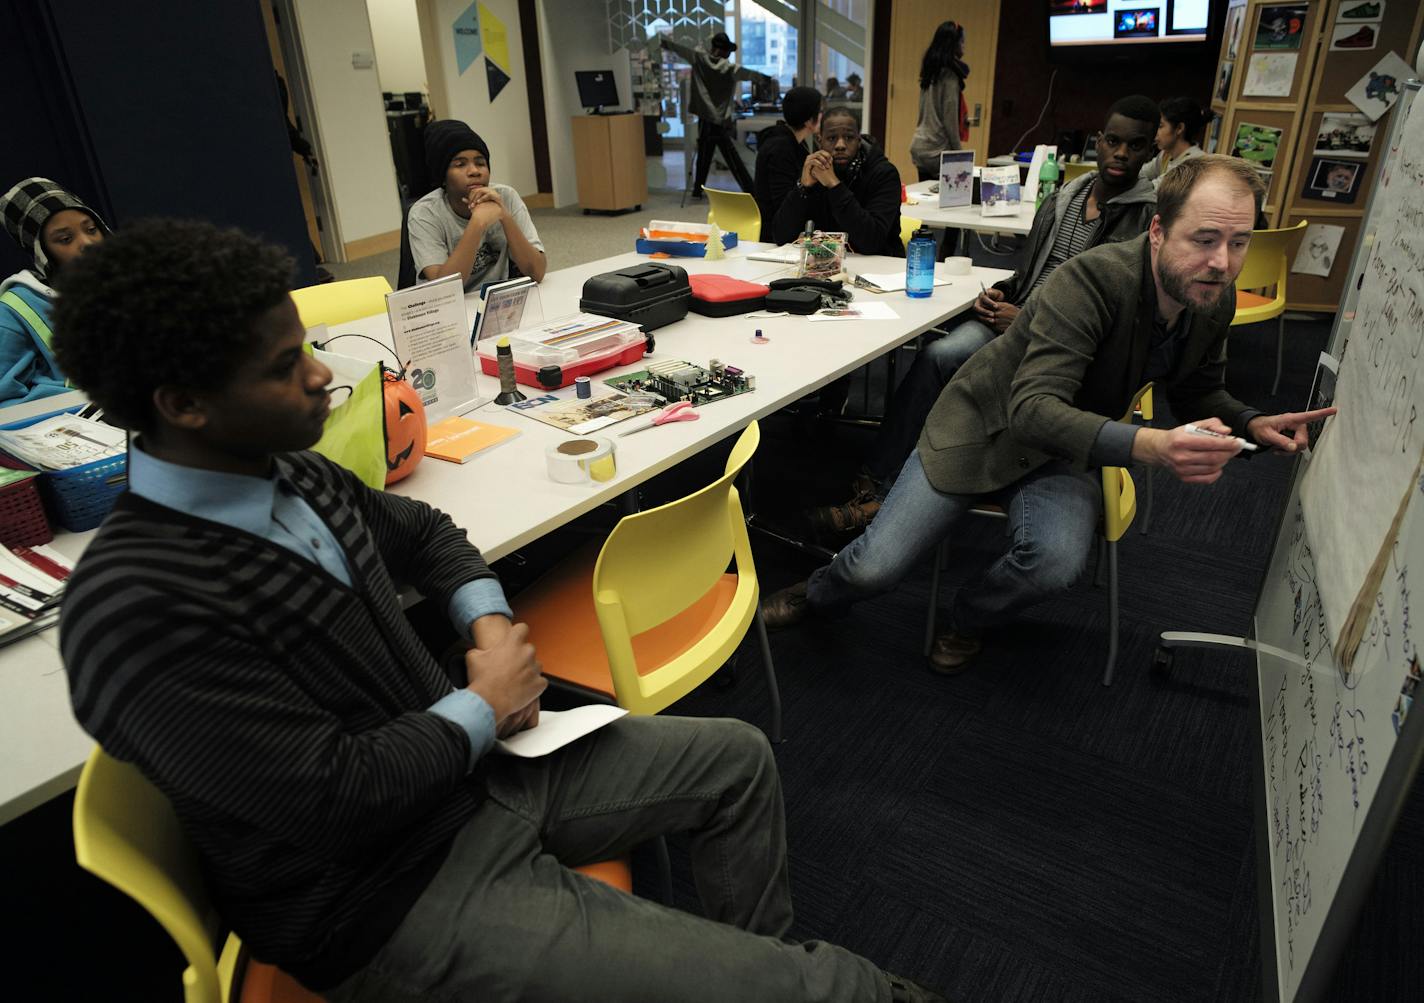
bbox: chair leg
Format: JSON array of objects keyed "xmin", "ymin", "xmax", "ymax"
[
  {"xmin": 655, "ymin": 835, "xmax": 674, "ymax": 905},
  {"xmin": 1094, "ymin": 536, "xmax": 1107, "ymax": 589},
  {"xmin": 753, "ymin": 608, "xmax": 783, "ymax": 744},
  {"xmin": 1272, "ymin": 314, "xmax": 1284, "ymax": 397},
  {"xmin": 1102, "ymin": 539, "xmax": 1120, "ymax": 687},
  {"xmin": 923, "ymin": 539, "xmax": 947, "ymax": 657},
  {"xmin": 1139, "ymin": 466, "xmax": 1153, "ymax": 535}
]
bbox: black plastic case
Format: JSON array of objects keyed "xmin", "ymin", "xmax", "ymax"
[{"xmin": 579, "ymin": 263, "xmax": 692, "ymax": 332}]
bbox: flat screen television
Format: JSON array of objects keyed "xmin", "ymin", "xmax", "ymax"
[
  {"xmin": 1049, "ymin": 0, "xmax": 1208, "ymax": 47},
  {"xmin": 575, "ymin": 70, "xmax": 620, "ymax": 112}
]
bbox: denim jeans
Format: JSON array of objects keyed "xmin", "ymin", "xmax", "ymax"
[
  {"xmin": 809, "ymin": 451, "xmax": 1101, "ymax": 635},
  {"xmin": 864, "ymin": 319, "xmax": 997, "ymax": 489},
  {"xmin": 323, "ymin": 715, "xmax": 888, "ymax": 1003}
]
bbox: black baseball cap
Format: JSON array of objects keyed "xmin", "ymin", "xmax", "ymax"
[{"xmin": 711, "ymin": 31, "xmax": 737, "ymax": 52}]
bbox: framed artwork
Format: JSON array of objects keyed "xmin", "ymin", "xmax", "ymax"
[
  {"xmin": 1233, "ymin": 122, "xmax": 1284, "ymax": 170},
  {"xmin": 1301, "ymin": 157, "xmax": 1364, "ymax": 204},
  {"xmin": 1313, "ymin": 113, "xmax": 1376, "ymax": 159}
]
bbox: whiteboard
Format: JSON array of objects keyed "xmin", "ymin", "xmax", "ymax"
[{"xmin": 1253, "ymin": 82, "xmax": 1424, "ymax": 1003}]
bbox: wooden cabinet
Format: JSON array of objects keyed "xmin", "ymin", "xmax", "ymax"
[{"xmin": 571, "ymin": 114, "xmax": 648, "ymax": 214}]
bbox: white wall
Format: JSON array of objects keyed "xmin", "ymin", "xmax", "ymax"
[
  {"xmin": 423, "ymin": 0, "xmax": 538, "ymax": 197},
  {"xmin": 292, "ymin": 0, "xmax": 403, "ymax": 248},
  {"xmin": 367, "ymin": 0, "xmax": 428, "ymax": 94},
  {"xmin": 537, "ymin": 0, "xmax": 633, "ymax": 207}
]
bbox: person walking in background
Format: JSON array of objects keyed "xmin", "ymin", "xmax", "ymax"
[
  {"xmin": 909, "ymin": 21, "xmax": 969, "ymax": 182},
  {"xmin": 660, "ymin": 31, "xmax": 769, "ymax": 199},
  {"xmin": 1140, "ymin": 97, "xmax": 1212, "ymax": 185}
]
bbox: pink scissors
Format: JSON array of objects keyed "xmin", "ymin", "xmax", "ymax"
[{"xmin": 619, "ymin": 400, "xmax": 700, "ymax": 436}]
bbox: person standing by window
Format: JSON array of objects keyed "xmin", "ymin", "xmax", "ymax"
[
  {"xmin": 909, "ymin": 21, "xmax": 969, "ymax": 183},
  {"xmin": 660, "ymin": 31, "xmax": 770, "ymax": 199}
]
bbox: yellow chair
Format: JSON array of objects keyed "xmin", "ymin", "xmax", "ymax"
[
  {"xmin": 510, "ymin": 421, "xmax": 780, "ymax": 741},
  {"xmin": 922, "ymin": 384, "xmax": 1150, "ymax": 687},
  {"xmin": 1233, "ymin": 220, "xmax": 1308, "ymax": 396},
  {"xmin": 900, "ymin": 214, "xmax": 923, "ymax": 253},
  {"xmin": 1061, "ymin": 160, "xmax": 1095, "ymax": 183},
  {"xmin": 289, "ymin": 277, "xmax": 393, "ymax": 329},
  {"xmin": 73, "ymin": 747, "xmax": 631, "ymax": 1003},
  {"xmin": 704, "ymin": 187, "xmax": 762, "ymax": 243}
]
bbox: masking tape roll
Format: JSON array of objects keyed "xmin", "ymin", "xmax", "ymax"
[
  {"xmin": 944, "ymin": 256, "xmax": 973, "ymax": 276},
  {"xmin": 546, "ymin": 437, "xmax": 617, "ymax": 484}
]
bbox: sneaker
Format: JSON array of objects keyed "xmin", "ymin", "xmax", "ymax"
[
  {"xmin": 808, "ymin": 490, "xmax": 881, "ymax": 537},
  {"xmin": 1340, "ymin": 1, "xmax": 1380, "ymax": 17},
  {"xmin": 1334, "ymin": 25, "xmax": 1376, "ymax": 47},
  {"xmin": 927, "ymin": 630, "xmax": 982, "ymax": 675},
  {"xmin": 761, "ymin": 581, "xmax": 810, "ymax": 630},
  {"xmin": 885, "ymin": 971, "xmax": 949, "ymax": 1002}
]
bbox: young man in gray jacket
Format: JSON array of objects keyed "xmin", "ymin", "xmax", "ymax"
[
  {"xmin": 815, "ymin": 96, "xmax": 1161, "ymax": 536},
  {"xmin": 769, "ymin": 156, "xmax": 1335, "ymax": 673},
  {"xmin": 661, "ymin": 31, "xmax": 770, "ymax": 198}
]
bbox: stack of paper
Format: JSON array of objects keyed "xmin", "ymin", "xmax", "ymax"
[
  {"xmin": 0, "ymin": 543, "xmax": 73, "ymax": 647},
  {"xmin": 0, "ymin": 413, "xmax": 126, "ymax": 470}
]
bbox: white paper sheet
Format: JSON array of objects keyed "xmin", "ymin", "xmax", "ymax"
[
  {"xmin": 386, "ymin": 274, "xmax": 480, "ymax": 423},
  {"xmin": 493, "ymin": 705, "xmax": 629, "ymax": 758},
  {"xmin": 1300, "ymin": 88, "xmax": 1424, "ymax": 666}
]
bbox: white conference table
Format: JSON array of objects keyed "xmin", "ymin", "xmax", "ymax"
[
  {"xmin": 901, "ymin": 179, "xmax": 1035, "ymax": 247},
  {"xmin": 0, "ymin": 243, "xmax": 1009, "ymax": 826}
]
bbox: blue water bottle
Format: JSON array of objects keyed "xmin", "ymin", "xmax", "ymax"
[{"xmin": 906, "ymin": 226, "xmax": 936, "ymax": 299}]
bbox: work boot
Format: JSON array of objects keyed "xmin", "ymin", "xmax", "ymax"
[
  {"xmin": 885, "ymin": 971, "xmax": 949, "ymax": 1002},
  {"xmin": 927, "ymin": 630, "xmax": 982, "ymax": 675},
  {"xmin": 761, "ymin": 581, "xmax": 809, "ymax": 630},
  {"xmin": 808, "ymin": 489, "xmax": 880, "ymax": 537}
]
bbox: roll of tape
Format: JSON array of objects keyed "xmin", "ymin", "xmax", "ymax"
[
  {"xmin": 546, "ymin": 437, "xmax": 617, "ymax": 484},
  {"xmin": 944, "ymin": 256, "xmax": 973, "ymax": 276}
]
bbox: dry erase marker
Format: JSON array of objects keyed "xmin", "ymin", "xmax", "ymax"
[{"xmin": 1185, "ymin": 423, "xmax": 1258, "ymax": 451}]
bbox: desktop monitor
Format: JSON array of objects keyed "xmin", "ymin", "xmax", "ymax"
[
  {"xmin": 1049, "ymin": 0, "xmax": 1208, "ymax": 48},
  {"xmin": 575, "ymin": 70, "xmax": 620, "ymax": 112}
]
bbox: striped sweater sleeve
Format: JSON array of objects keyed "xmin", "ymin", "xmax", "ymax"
[{"xmin": 64, "ymin": 577, "xmax": 472, "ymax": 855}]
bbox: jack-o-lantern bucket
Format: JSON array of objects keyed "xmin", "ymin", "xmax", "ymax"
[{"xmin": 383, "ymin": 373, "xmax": 427, "ymax": 484}]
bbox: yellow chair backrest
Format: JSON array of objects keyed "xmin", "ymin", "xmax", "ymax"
[
  {"xmin": 1101, "ymin": 466, "xmax": 1137, "ymax": 544},
  {"xmin": 289, "ymin": 277, "xmax": 393, "ymax": 329},
  {"xmin": 592, "ymin": 421, "xmax": 761, "ymax": 714},
  {"xmin": 1062, "ymin": 161, "xmax": 1095, "ymax": 183},
  {"xmin": 1235, "ymin": 220, "xmax": 1307, "ymax": 293},
  {"xmin": 73, "ymin": 747, "xmax": 227, "ymax": 1003},
  {"xmin": 900, "ymin": 215, "xmax": 923, "ymax": 253},
  {"xmin": 704, "ymin": 187, "xmax": 762, "ymax": 243}
]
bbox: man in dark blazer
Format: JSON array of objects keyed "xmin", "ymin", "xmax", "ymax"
[{"xmin": 763, "ymin": 155, "xmax": 1335, "ymax": 673}]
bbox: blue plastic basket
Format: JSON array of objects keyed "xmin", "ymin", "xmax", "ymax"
[
  {"xmin": 0, "ymin": 407, "xmax": 128, "ymax": 532},
  {"xmin": 634, "ymin": 232, "xmax": 739, "ymax": 257}
]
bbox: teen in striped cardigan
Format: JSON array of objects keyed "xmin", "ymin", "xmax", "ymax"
[{"xmin": 53, "ymin": 220, "xmax": 943, "ymax": 1003}]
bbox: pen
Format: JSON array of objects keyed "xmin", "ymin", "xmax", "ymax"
[{"xmin": 1184, "ymin": 423, "xmax": 1258, "ymax": 451}]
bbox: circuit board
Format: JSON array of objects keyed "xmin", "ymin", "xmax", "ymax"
[{"xmin": 605, "ymin": 358, "xmax": 755, "ymax": 406}]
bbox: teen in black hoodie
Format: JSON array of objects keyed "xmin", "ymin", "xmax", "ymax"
[
  {"xmin": 753, "ymin": 86, "xmax": 823, "ymax": 228},
  {"xmin": 764, "ymin": 107, "xmax": 904, "ymax": 257}
]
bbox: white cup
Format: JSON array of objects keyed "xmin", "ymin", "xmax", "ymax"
[{"xmin": 943, "ymin": 256, "xmax": 973, "ymax": 276}]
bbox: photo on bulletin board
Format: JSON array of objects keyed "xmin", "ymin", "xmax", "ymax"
[
  {"xmin": 1216, "ymin": 61, "xmax": 1235, "ymax": 102},
  {"xmin": 1205, "ymin": 115, "xmax": 1223, "ymax": 154},
  {"xmin": 1313, "ymin": 113, "xmax": 1376, "ymax": 158},
  {"xmin": 1330, "ymin": 21, "xmax": 1378, "ymax": 51},
  {"xmin": 1253, "ymin": 5, "xmax": 1308, "ymax": 50},
  {"xmin": 1301, "ymin": 157, "xmax": 1364, "ymax": 204},
  {"xmin": 1291, "ymin": 223, "xmax": 1346, "ymax": 279},
  {"xmin": 1242, "ymin": 52, "xmax": 1296, "ymax": 97},
  {"xmin": 1233, "ymin": 121, "xmax": 1283, "ymax": 170},
  {"xmin": 1337, "ymin": 0, "xmax": 1384, "ymax": 23},
  {"xmin": 1345, "ymin": 51, "xmax": 1413, "ymax": 121},
  {"xmin": 1225, "ymin": 4, "xmax": 1246, "ymax": 60}
]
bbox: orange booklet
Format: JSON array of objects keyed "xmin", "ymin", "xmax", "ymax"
[{"xmin": 424, "ymin": 416, "xmax": 520, "ymax": 464}]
